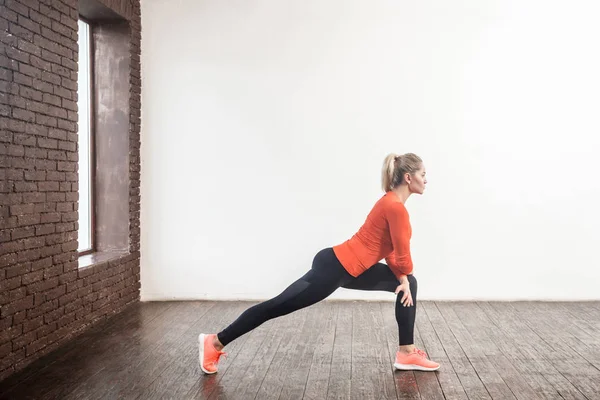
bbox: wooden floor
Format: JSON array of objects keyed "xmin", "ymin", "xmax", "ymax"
[{"xmin": 0, "ymin": 300, "xmax": 599, "ymax": 400}]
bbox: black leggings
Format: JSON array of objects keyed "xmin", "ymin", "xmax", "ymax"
[{"xmin": 217, "ymin": 247, "xmax": 417, "ymax": 346}]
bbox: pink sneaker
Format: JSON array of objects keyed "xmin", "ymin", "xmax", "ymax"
[
  {"xmin": 394, "ymin": 348, "xmax": 440, "ymax": 371},
  {"xmin": 198, "ymin": 333, "xmax": 226, "ymax": 374}
]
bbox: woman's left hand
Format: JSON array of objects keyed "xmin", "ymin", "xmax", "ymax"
[{"xmin": 395, "ymin": 280, "xmax": 413, "ymax": 307}]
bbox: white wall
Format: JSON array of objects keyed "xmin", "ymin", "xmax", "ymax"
[{"xmin": 140, "ymin": 0, "xmax": 600, "ymax": 301}]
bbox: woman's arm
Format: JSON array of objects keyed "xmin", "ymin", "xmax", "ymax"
[{"xmin": 385, "ymin": 202, "xmax": 413, "ymax": 279}]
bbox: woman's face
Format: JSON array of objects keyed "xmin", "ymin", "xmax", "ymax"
[{"xmin": 407, "ymin": 165, "xmax": 427, "ymax": 194}]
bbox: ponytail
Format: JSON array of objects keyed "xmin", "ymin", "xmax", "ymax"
[{"xmin": 381, "ymin": 153, "xmax": 398, "ymax": 192}]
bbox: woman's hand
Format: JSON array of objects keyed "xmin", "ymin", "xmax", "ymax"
[{"xmin": 395, "ymin": 280, "xmax": 413, "ymax": 307}]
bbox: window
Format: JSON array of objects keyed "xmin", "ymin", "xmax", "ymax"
[
  {"xmin": 77, "ymin": 19, "xmax": 94, "ymax": 255},
  {"xmin": 76, "ymin": 11, "xmax": 131, "ymax": 265}
]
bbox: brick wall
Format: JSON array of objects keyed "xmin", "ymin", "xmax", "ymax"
[{"xmin": 0, "ymin": 0, "xmax": 141, "ymax": 381}]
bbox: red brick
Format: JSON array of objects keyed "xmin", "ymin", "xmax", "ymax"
[
  {"xmin": 19, "ymin": 63, "xmax": 43, "ymax": 80},
  {"xmin": 22, "ymin": 316, "xmax": 44, "ymax": 334},
  {"xmin": 22, "ymin": 269, "xmax": 43, "ymax": 285},
  {"xmin": 43, "ymin": 264, "xmax": 63, "ymax": 279},
  {"xmin": 62, "ymin": 260, "xmax": 77, "ymax": 271},
  {"xmin": 13, "ymin": 133, "xmax": 37, "ymax": 146},
  {"xmin": 49, "ymin": 1, "xmax": 70, "ymax": 16},
  {"xmin": 34, "ymin": 203, "xmax": 56, "ymax": 213},
  {"xmin": 38, "ymin": 181, "xmax": 59, "ymax": 191},
  {"xmin": 0, "ymin": 323, "xmax": 21, "ymax": 346},
  {"xmin": 62, "ymin": 240, "xmax": 77, "ymax": 252},
  {"xmin": 22, "ymin": 236, "xmax": 45, "ymax": 250},
  {"xmin": 0, "ymin": 216, "xmax": 18, "ymax": 230},
  {"xmin": 44, "ymin": 305, "xmax": 64, "ymax": 322},
  {"xmin": 63, "ymin": 298, "xmax": 82, "ymax": 314},
  {"xmin": 33, "ymin": 293, "xmax": 44, "ymax": 306},
  {"xmin": 0, "ymin": 193, "xmax": 22, "ymax": 206},
  {"xmin": 22, "ymin": 192, "xmax": 46, "ymax": 203},
  {"xmin": 25, "ymin": 146, "xmax": 47, "ymax": 158},
  {"xmin": 56, "ymin": 202, "xmax": 72, "ymax": 212},
  {"xmin": 11, "ymin": 23, "xmax": 35, "ymax": 43},
  {"xmin": 5, "ymin": 0, "xmax": 29, "ymax": 17},
  {"xmin": 1, "ymin": 295, "xmax": 34, "ymax": 318},
  {"xmin": 0, "ymin": 236, "xmax": 19, "ymax": 253},
  {"xmin": 4, "ymin": 262, "xmax": 31, "ymax": 279},
  {"xmin": 58, "ymin": 271, "xmax": 77, "ymax": 285},
  {"xmin": 56, "ymin": 311, "xmax": 75, "ymax": 328},
  {"xmin": 53, "ymin": 85, "xmax": 72, "ymax": 100},
  {"xmin": 10, "ymin": 203, "xmax": 35, "ymax": 216},
  {"xmin": 46, "ymin": 192, "xmax": 66, "ymax": 202},
  {"xmin": 76, "ymin": 304, "xmax": 92, "ymax": 319},
  {"xmin": 61, "ymin": 211, "xmax": 76, "ymax": 222},
  {"xmin": 26, "ymin": 100, "xmax": 49, "ymax": 115},
  {"xmin": 0, "ymin": 342, "xmax": 12, "ymax": 359},
  {"xmin": 0, "ymin": 287, "xmax": 27, "ymax": 306},
  {"xmin": 52, "ymin": 252, "xmax": 71, "ymax": 264},
  {"xmin": 26, "ymin": 299, "xmax": 58, "ymax": 319},
  {"xmin": 36, "ymin": 224, "xmax": 55, "ymax": 235},
  {"xmin": 46, "ymin": 170, "xmax": 66, "ymax": 181},
  {"xmin": 26, "ymin": 336, "xmax": 49, "ymax": 356},
  {"xmin": 58, "ymin": 141, "xmax": 75, "ymax": 152},
  {"xmin": 38, "ymin": 4, "xmax": 59, "ymax": 23},
  {"xmin": 16, "ymin": 248, "xmax": 42, "ymax": 263},
  {"xmin": 0, "ymin": 276, "xmax": 22, "ymax": 292},
  {"xmin": 11, "ymin": 330, "xmax": 36, "ymax": 350},
  {"xmin": 37, "ymin": 137, "xmax": 58, "ymax": 149},
  {"xmin": 34, "ymin": 159, "xmax": 56, "ymax": 171},
  {"xmin": 13, "ymin": 182, "xmax": 37, "ymax": 192},
  {"xmin": 47, "ymin": 150, "xmax": 66, "ymax": 160},
  {"xmin": 30, "ymin": 55, "xmax": 51, "ymax": 72},
  {"xmin": 32, "ymin": 78, "xmax": 53, "ymax": 94},
  {"xmin": 37, "ymin": 322, "xmax": 58, "ymax": 342},
  {"xmin": 0, "ymin": 131, "xmax": 13, "ymax": 144},
  {"xmin": 31, "ymin": 256, "xmax": 52, "ymax": 271},
  {"xmin": 35, "ymin": 113, "xmax": 57, "ymax": 127},
  {"xmin": 6, "ymin": 168, "xmax": 24, "ymax": 180},
  {"xmin": 11, "ymin": 226, "xmax": 35, "ymax": 240},
  {"xmin": 57, "ymin": 161, "xmax": 75, "ymax": 171}
]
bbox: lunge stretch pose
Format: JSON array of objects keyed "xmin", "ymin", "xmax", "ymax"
[{"xmin": 199, "ymin": 152, "xmax": 440, "ymax": 374}]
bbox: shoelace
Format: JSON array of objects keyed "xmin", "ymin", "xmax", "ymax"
[
  {"xmin": 210, "ymin": 351, "xmax": 227, "ymax": 367},
  {"xmin": 415, "ymin": 349, "xmax": 428, "ymax": 359}
]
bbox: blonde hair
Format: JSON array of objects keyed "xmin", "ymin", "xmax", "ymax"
[{"xmin": 381, "ymin": 153, "xmax": 423, "ymax": 192}]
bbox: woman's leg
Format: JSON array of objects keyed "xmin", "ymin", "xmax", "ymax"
[
  {"xmin": 341, "ymin": 264, "xmax": 417, "ymax": 346},
  {"xmin": 392, "ymin": 274, "xmax": 439, "ymax": 370},
  {"xmin": 397, "ymin": 274, "xmax": 417, "ymax": 346},
  {"xmin": 342, "ymin": 266, "xmax": 439, "ymax": 370},
  {"xmin": 216, "ymin": 267, "xmax": 345, "ymax": 346},
  {"xmin": 215, "ymin": 248, "xmax": 352, "ymax": 347},
  {"xmin": 199, "ymin": 248, "xmax": 353, "ymax": 374},
  {"xmin": 341, "ymin": 262, "xmax": 399, "ymax": 292}
]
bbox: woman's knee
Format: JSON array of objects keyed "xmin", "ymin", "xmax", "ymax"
[{"xmin": 407, "ymin": 274, "xmax": 417, "ymax": 295}]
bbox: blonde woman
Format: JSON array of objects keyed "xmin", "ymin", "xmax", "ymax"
[{"xmin": 199, "ymin": 153, "xmax": 440, "ymax": 374}]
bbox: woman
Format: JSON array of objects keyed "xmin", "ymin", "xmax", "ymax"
[{"xmin": 198, "ymin": 153, "xmax": 440, "ymax": 374}]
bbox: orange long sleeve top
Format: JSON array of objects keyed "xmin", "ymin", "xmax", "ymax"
[{"xmin": 332, "ymin": 191, "xmax": 413, "ymax": 280}]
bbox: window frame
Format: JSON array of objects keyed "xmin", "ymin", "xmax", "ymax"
[{"xmin": 77, "ymin": 17, "xmax": 96, "ymax": 257}]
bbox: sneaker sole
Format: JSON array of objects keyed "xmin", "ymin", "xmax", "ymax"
[
  {"xmin": 394, "ymin": 362, "xmax": 440, "ymax": 372},
  {"xmin": 198, "ymin": 334, "xmax": 217, "ymax": 375}
]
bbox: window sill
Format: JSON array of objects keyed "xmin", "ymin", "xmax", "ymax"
[{"xmin": 78, "ymin": 250, "xmax": 129, "ymax": 270}]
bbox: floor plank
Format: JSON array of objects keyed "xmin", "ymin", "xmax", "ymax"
[
  {"xmin": 303, "ymin": 302, "xmax": 338, "ymax": 400},
  {"xmin": 422, "ymin": 302, "xmax": 493, "ymax": 400},
  {"xmin": 1, "ymin": 300, "xmax": 600, "ymax": 400}
]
